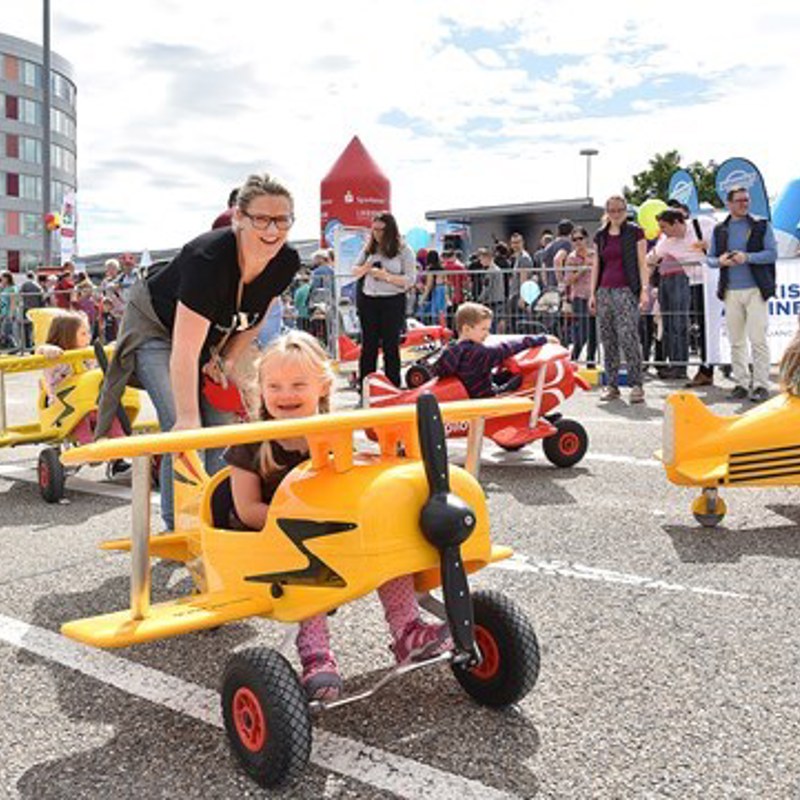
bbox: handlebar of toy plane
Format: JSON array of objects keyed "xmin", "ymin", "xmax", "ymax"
[{"xmin": 0, "ymin": 345, "xmax": 113, "ymax": 374}]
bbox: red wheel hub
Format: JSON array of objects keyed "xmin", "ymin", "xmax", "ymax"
[
  {"xmin": 39, "ymin": 459, "xmax": 50, "ymax": 489},
  {"xmin": 232, "ymin": 687, "xmax": 267, "ymax": 752},
  {"xmin": 471, "ymin": 625, "xmax": 500, "ymax": 680},
  {"xmin": 558, "ymin": 432, "xmax": 580, "ymax": 456}
]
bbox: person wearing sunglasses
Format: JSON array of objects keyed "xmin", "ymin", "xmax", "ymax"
[
  {"xmin": 707, "ymin": 187, "xmax": 777, "ymax": 403},
  {"xmin": 590, "ymin": 195, "xmax": 649, "ymax": 403},
  {"xmin": 96, "ymin": 173, "xmax": 301, "ymax": 530},
  {"xmin": 564, "ymin": 226, "xmax": 597, "ymax": 367}
]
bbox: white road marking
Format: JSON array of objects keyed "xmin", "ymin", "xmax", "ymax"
[
  {"xmin": 0, "ymin": 612, "xmax": 520, "ymax": 800},
  {"xmin": 492, "ymin": 554, "xmax": 753, "ymax": 600}
]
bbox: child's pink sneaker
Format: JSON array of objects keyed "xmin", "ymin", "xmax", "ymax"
[
  {"xmin": 391, "ymin": 619, "xmax": 453, "ymax": 664},
  {"xmin": 301, "ymin": 652, "xmax": 342, "ymax": 702}
]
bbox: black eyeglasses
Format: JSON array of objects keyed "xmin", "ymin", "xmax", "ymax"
[
  {"xmin": 572, "ymin": 236, "xmax": 585, "ymax": 242},
  {"xmin": 241, "ymin": 210, "xmax": 294, "ymax": 231}
]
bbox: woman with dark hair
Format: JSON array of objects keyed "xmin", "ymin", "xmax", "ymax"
[
  {"xmin": 352, "ymin": 213, "xmax": 416, "ymax": 388},
  {"xmin": 418, "ymin": 249, "xmax": 447, "ymax": 325},
  {"xmin": 589, "ymin": 195, "xmax": 649, "ymax": 404},
  {"xmin": 96, "ymin": 173, "xmax": 301, "ymax": 529}
]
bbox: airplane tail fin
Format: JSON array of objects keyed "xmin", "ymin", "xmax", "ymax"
[{"xmin": 662, "ymin": 391, "xmax": 729, "ymax": 469}]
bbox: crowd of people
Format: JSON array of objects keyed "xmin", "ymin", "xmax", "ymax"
[{"xmin": 0, "ymin": 254, "xmax": 140, "ymax": 351}]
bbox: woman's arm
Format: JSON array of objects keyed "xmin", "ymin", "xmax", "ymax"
[
  {"xmin": 636, "ymin": 238, "xmax": 648, "ymax": 310},
  {"xmin": 170, "ymin": 301, "xmax": 211, "ymax": 430},
  {"xmin": 351, "ymin": 249, "xmax": 372, "ymax": 278},
  {"xmin": 589, "ymin": 249, "xmax": 600, "ymax": 312},
  {"xmin": 230, "ymin": 466, "xmax": 269, "ymax": 530}
]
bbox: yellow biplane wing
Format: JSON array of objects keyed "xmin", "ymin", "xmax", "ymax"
[
  {"xmin": 62, "ymin": 590, "xmax": 274, "ymax": 648},
  {"xmin": 61, "ymin": 396, "xmax": 534, "ymax": 470},
  {"xmin": 0, "ymin": 345, "xmax": 111, "ymax": 374}
]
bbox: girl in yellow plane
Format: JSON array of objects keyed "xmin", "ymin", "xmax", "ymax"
[{"xmin": 224, "ymin": 330, "xmax": 452, "ymax": 701}]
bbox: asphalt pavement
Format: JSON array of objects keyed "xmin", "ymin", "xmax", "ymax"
[{"xmin": 1, "ymin": 368, "xmax": 799, "ymax": 799}]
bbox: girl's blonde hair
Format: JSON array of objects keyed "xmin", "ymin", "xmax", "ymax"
[
  {"xmin": 779, "ymin": 322, "xmax": 800, "ymax": 396},
  {"xmin": 254, "ymin": 330, "xmax": 335, "ymax": 474},
  {"xmin": 45, "ymin": 310, "xmax": 89, "ymax": 350}
]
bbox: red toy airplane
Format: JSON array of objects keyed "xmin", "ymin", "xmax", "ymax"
[{"xmin": 366, "ymin": 340, "xmax": 590, "ymax": 466}]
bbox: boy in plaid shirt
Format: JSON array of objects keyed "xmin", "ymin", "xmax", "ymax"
[{"xmin": 433, "ymin": 302, "xmax": 554, "ymax": 397}]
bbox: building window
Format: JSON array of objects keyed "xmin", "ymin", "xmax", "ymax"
[
  {"xmin": 6, "ymin": 134, "xmax": 19, "ymax": 159},
  {"xmin": 0, "ymin": 212, "xmax": 5, "ymax": 237},
  {"xmin": 52, "ymin": 143, "xmax": 75, "ymax": 173},
  {"xmin": 6, "ymin": 172, "xmax": 19, "ymax": 197},
  {"xmin": 2, "ymin": 54, "xmax": 19, "ymax": 81},
  {"xmin": 19, "ymin": 60, "xmax": 42, "ymax": 89},
  {"xmin": 19, "ymin": 174, "xmax": 41, "ymax": 201},
  {"xmin": 20, "ymin": 213, "xmax": 41, "ymax": 238},
  {"xmin": 5, "ymin": 94, "xmax": 18, "ymax": 120},
  {"xmin": 7, "ymin": 211, "xmax": 20, "ymax": 236},
  {"xmin": 52, "ymin": 72, "xmax": 76, "ymax": 106},
  {"xmin": 18, "ymin": 98, "xmax": 42, "ymax": 126},
  {"xmin": 8, "ymin": 250, "xmax": 20, "ymax": 274},
  {"xmin": 51, "ymin": 108, "xmax": 76, "ymax": 139},
  {"xmin": 20, "ymin": 137, "xmax": 42, "ymax": 164}
]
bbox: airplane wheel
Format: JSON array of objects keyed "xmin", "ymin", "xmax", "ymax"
[
  {"xmin": 542, "ymin": 419, "xmax": 588, "ymax": 468},
  {"xmin": 692, "ymin": 493, "xmax": 727, "ymax": 528},
  {"xmin": 221, "ymin": 648, "xmax": 311, "ymax": 788},
  {"xmin": 38, "ymin": 447, "xmax": 65, "ymax": 503},
  {"xmin": 452, "ymin": 590, "xmax": 539, "ymax": 708},
  {"xmin": 406, "ymin": 364, "xmax": 432, "ymax": 389}
]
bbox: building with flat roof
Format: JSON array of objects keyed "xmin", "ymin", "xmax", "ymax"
[
  {"xmin": 426, "ymin": 197, "xmax": 604, "ymax": 255},
  {"xmin": 0, "ymin": 32, "xmax": 77, "ymax": 273}
]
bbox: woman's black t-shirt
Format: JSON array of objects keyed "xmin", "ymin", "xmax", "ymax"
[{"xmin": 148, "ymin": 228, "xmax": 300, "ymax": 361}]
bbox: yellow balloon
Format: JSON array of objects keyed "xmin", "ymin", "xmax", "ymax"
[{"xmin": 636, "ymin": 198, "xmax": 668, "ymax": 239}]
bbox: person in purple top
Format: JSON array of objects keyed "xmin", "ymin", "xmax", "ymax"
[
  {"xmin": 590, "ymin": 194, "xmax": 649, "ymax": 404},
  {"xmin": 433, "ymin": 302, "xmax": 554, "ymax": 398}
]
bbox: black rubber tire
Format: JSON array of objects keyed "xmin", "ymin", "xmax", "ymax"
[
  {"xmin": 38, "ymin": 447, "xmax": 65, "ymax": 503},
  {"xmin": 406, "ymin": 364, "xmax": 432, "ymax": 389},
  {"xmin": 452, "ymin": 590, "xmax": 539, "ymax": 707},
  {"xmin": 221, "ymin": 648, "xmax": 312, "ymax": 788},
  {"xmin": 542, "ymin": 418, "xmax": 588, "ymax": 468}
]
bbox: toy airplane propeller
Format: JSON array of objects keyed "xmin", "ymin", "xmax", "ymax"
[{"xmin": 58, "ymin": 393, "xmax": 541, "ymax": 788}]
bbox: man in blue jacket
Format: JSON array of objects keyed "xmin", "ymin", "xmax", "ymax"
[{"xmin": 707, "ymin": 187, "xmax": 777, "ymax": 403}]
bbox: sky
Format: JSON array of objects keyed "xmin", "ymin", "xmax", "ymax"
[{"xmin": 3, "ymin": 1, "xmax": 800, "ymax": 256}]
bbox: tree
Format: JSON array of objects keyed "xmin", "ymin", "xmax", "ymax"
[{"xmin": 624, "ymin": 151, "xmax": 721, "ymax": 208}]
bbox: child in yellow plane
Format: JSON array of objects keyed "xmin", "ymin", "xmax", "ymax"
[
  {"xmin": 224, "ymin": 330, "xmax": 452, "ymax": 701},
  {"xmin": 778, "ymin": 323, "xmax": 800, "ymax": 396},
  {"xmin": 36, "ymin": 310, "xmax": 129, "ymax": 473}
]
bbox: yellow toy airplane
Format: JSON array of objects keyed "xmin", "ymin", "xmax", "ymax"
[
  {"xmin": 0, "ymin": 307, "xmax": 154, "ymax": 502},
  {"xmin": 60, "ymin": 394, "xmax": 541, "ymax": 788},
  {"xmin": 661, "ymin": 390, "xmax": 800, "ymax": 526}
]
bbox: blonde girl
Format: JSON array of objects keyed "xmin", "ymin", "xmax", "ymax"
[
  {"xmin": 224, "ymin": 330, "xmax": 451, "ymax": 701},
  {"xmin": 779, "ymin": 322, "xmax": 800, "ymax": 396}
]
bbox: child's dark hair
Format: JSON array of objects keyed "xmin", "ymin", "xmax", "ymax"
[{"xmin": 45, "ymin": 311, "xmax": 89, "ymax": 350}]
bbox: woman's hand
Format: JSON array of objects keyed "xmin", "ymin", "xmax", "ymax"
[
  {"xmin": 639, "ymin": 287, "xmax": 649, "ymax": 312},
  {"xmin": 201, "ymin": 355, "xmax": 228, "ymax": 388},
  {"xmin": 171, "ymin": 415, "xmax": 201, "ymax": 432},
  {"xmin": 588, "ymin": 294, "xmax": 596, "ymax": 313}
]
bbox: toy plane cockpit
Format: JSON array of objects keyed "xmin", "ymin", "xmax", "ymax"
[{"xmin": 59, "ymin": 394, "xmax": 541, "ymax": 788}]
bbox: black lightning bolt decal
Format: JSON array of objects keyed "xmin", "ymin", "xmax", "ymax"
[
  {"xmin": 245, "ymin": 519, "xmax": 356, "ymax": 587},
  {"xmin": 54, "ymin": 385, "xmax": 77, "ymax": 427}
]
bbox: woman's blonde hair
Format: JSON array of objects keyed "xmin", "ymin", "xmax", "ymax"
[
  {"xmin": 254, "ymin": 330, "xmax": 335, "ymax": 474},
  {"xmin": 45, "ymin": 310, "xmax": 89, "ymax": 350},
  {"xmin": 779, "ymin": 322, "xmax": 800, "ymax": 395},
  {"xmin": 236, "ymin": 173, "xmax": 293, "ymax": 213}
]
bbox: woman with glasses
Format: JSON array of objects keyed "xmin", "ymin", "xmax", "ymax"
[
  {"xmin": 564, "ymin": 227, "xmax": 597, "ymax": 366},
  {"xmin": 352, "ymin": 212, "xmax": 416, "ymax": 390},
  {"xmin": 96, "ymin": 173, "xmax": 300, "ymax": 530},
  {"xmin": 590, "ymin": 195, "xmax": 649, "ymax": 404}
]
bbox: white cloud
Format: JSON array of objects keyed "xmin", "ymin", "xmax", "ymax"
[{"xmin": 2, "ymin": 1, "xmax": 800, "ymax": 255}]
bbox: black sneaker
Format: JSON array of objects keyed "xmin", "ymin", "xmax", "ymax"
[
  {"xmin": 110, "ymin": 459, "xmax": 132, "ymax": 477},
  {"xmin": 728, "ymin": 386, "xmax": 749, "ymax": 400},
  {"xmin": 750, "ymin": 387, "xmax": 769, "ymax": 403}
]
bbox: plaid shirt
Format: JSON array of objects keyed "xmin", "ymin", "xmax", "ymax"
[{"xmin": 433, "ymin": 335, "xmax": 545, "ymax": 398}]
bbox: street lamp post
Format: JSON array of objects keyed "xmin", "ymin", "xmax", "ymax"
[
  {"xmin": 42, "ymin": 0, "xmax": 52, "ymax": 267},
  {"xmin": 579, "ymin": 148, "xmax": 599, "ymax": 201}
]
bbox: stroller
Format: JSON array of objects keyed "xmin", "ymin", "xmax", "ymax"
[{"xmin": 517, "ymin": 281, "xmax": 564, "ymax": 338}]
